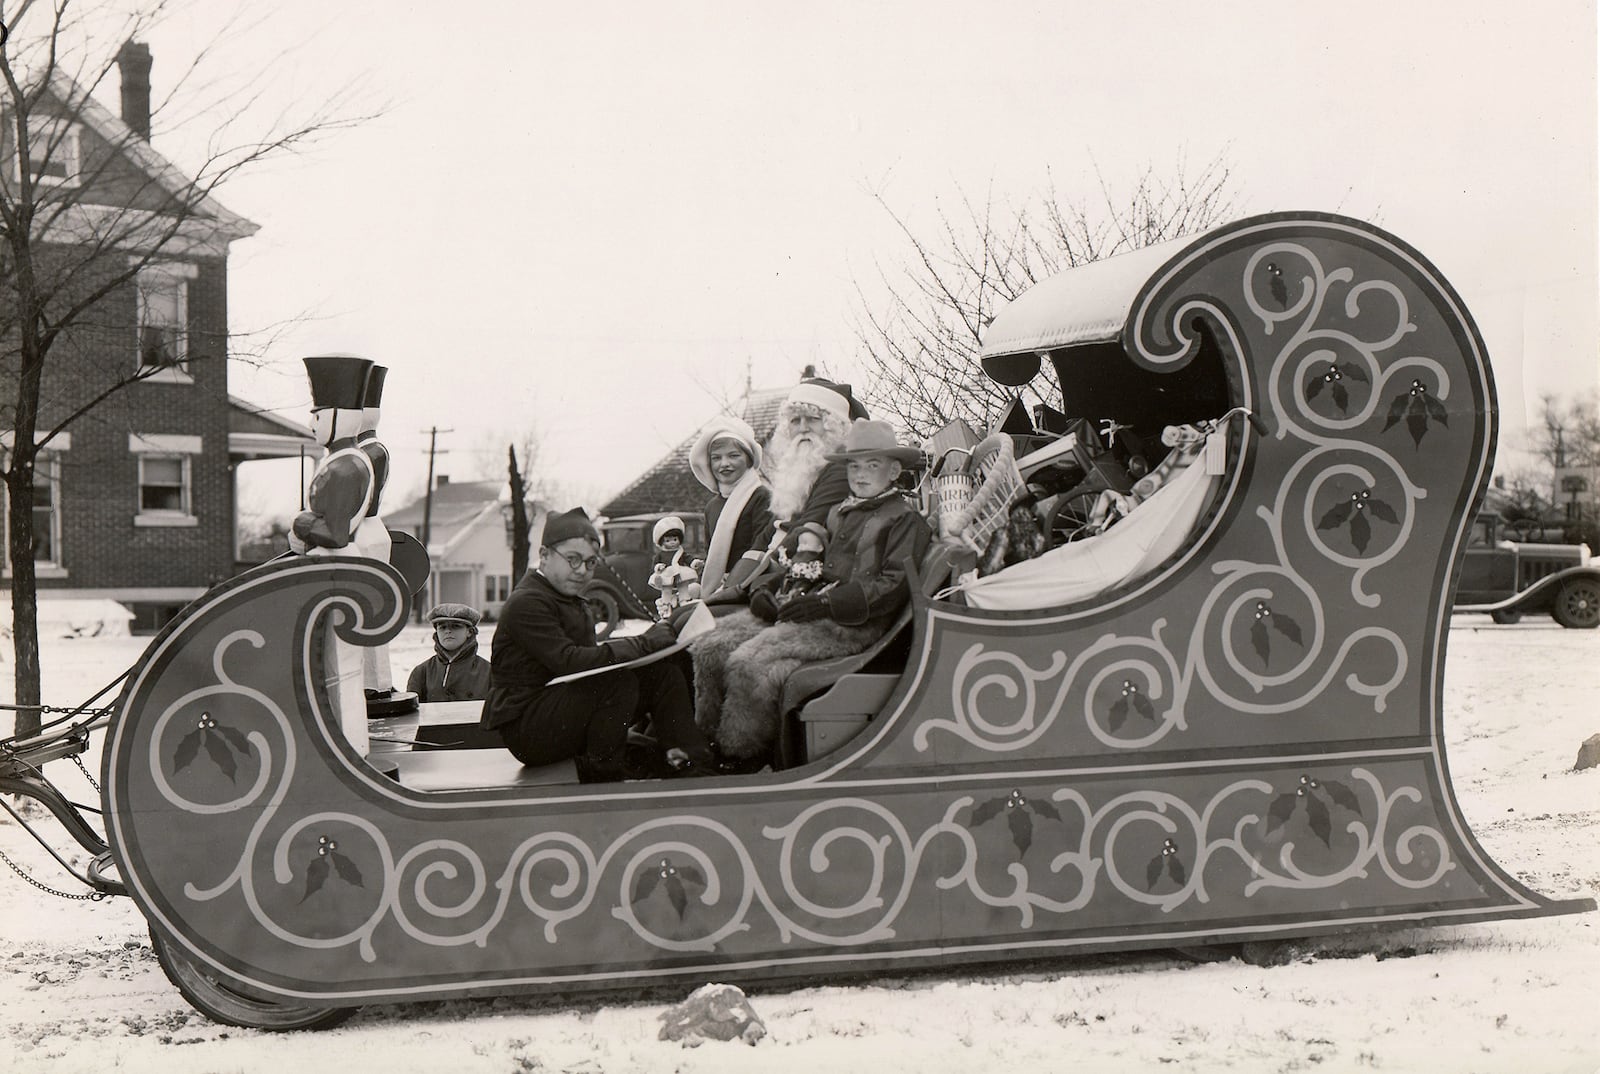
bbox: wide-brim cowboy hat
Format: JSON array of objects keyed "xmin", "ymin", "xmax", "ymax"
[{"xmin": 825, "ymin": 419, "xmax": 923, "ymax": 466}]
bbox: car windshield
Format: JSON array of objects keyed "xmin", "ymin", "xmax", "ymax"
[{"xmin": 604, "ymin": 527, "xmax": 648, "ymax": 554}]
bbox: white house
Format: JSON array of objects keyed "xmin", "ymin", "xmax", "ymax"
[{"xmin": 382, "ymin": 478, "xmax": 543, "ymax": 619}]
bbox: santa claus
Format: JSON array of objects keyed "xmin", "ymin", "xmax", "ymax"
[{"xmin": 689, "ymin": 376, "xmax": 865, "ymax": 753}]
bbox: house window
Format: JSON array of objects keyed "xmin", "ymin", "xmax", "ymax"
[
  {"xmin": 136, "ymin": 268, "xmax": 189, "ymax": 376},
  {"xmin": 139, "ymin": 455, "xmax": 189, "ymax": 513},
  {"xmin": 485, "ymin": 574, "xmax": 511, "ymax": 603},
  {"xmin": 32, "ymin": 454, "xmax": 61, "ymax": 563},
  {"xmin": 0, "ymin": 449, "xmax": 64, "ymax": 573},
  {"xmin": 12, "ymin": 117, "xmax": 81, "ymax": 187},
  {"xmin": 129, "ymin": 433, "xmax": 201, "ymax": 527}
]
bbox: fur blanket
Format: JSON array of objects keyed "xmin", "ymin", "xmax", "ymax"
[
  {"xmin": 688, "ymin": 610, "xmax": 766, "ymax": 741},
  {"xmin": 710, "ymin": 619, "xmax": 881, "ymax": 760}
]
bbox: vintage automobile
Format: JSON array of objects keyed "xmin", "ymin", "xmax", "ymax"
[
  {"xmin": 1453, "ymin": 511, "xmax": 1599, "ymax": 627},
  {"xmin": 2, "ymin": 211, "xmax": 1592, "ymax": 1031},
  {"xmin": 582, "ymin": 511, "xmax": 709, "ymax": 638}
]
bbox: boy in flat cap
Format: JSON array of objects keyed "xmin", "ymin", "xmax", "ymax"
[
  {"xmin": 481, "ymin": 508, "xmax": 716, "ymax": 782},
  {"xmin": 408, "ymin": 603, "xmax": 492, "ymax": 703},
  {"xmin": 696, "ymin": 420, "xmax": 931, "ymax": 766}
]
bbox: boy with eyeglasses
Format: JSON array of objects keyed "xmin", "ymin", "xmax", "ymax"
[{"xmin": 480, "ymin": 507, "xmax": 715, "ymax": 782}]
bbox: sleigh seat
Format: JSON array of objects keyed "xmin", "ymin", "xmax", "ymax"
[{"xmin": 775, "ymin": 541, "xmax": 960, "ymax": 767}]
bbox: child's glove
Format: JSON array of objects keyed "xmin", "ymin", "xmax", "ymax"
[
  {"xmin": 776, "ymin": 594, "xmax": 831, "ymax": 623},
  {"xmin": 749, "ymin": 589, "xmax": 780, "ymax": 623},
  {"xmin": 642, "ymin": 621, "xmax": 678, "ymax": 651}
]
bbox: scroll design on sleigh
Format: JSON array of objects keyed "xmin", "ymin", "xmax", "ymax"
[
  {"xmin": 919, "ymin": 240, "xmax": 1442, "ymax": 753},
  {"xmin": 151, "ymin": 643, "xmax": 1458, "ymax": 955}
]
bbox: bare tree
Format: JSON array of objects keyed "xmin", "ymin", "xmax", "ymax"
[
  {"xmin": 1510, "ymin": 390, "xmax": 1600, "ymax": 545},
  {"xmin": 852, "ymin": 153, "xmax": 1240, "ymax": 437},
  {"xmin": 506, "ymin": 442, "xmax": 531, "ymax": 582},
  {"xmin": 1, "ymin": 2, "xmax": 368, "ymax": 733}
]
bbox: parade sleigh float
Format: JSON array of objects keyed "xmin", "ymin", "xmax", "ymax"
[{"xmin": 3, "ymin": 212, "xmax": 1591, "ymax": 1031}]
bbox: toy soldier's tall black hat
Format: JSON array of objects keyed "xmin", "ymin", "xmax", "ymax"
[
  {"xmin": 363, "ymin": 364, "xmax": 388, "ymax": 408},
  {"xmin": 303, "ymin": 355, "xmax": 373, "ymax": 410}
]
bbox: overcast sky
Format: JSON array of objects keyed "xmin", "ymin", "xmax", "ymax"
[{"xmin": 123, "ymin": 0, "xmax": 1599, "ymax": 518}]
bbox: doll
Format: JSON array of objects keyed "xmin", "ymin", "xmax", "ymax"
[{"xmin": 649, "ymin": 515, "xmax": 702, "ymax": 617}]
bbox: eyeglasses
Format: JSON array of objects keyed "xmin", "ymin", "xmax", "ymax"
[{"xmin": 551, "ymin": 549, "xmax": 601, "ymax": 573}]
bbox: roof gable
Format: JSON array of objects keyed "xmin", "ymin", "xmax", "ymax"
[
  {"xmin": 41, "ymin": 72, "xmax": 258, "ymax": 240},
  {"xmin": 601, "ymin": 386, "xmax": 789, "ymax": 516}
]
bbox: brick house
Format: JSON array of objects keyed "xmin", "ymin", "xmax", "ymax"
[{"xmin": 1, "ymin": 44, "xmax": 311, "ymax": 630}]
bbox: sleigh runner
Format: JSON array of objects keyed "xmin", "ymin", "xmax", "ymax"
[{"xmin": 4, "ymin": 212, "xmax": 1591, "ymax": 1029}]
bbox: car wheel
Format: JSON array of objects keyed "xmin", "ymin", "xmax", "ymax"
[
  {"xmin": 583, "ymin": 585, "xmax": 624, "ymax": 641},
  {"xmin": 1490, "ymin": 609, "xmax": 1523, "ymax": 625},
  {"xmin": 1551, "ymin": 578, "xmax": 1600, "ymax": 629},
  {"xmin": 149, "ymin": 928, "xmax": 355, "ymax": 1031}
]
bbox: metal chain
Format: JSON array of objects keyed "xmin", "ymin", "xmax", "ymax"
[
  {"xmin": 0, "ymin": 847, "xmax": 107, "ymax": 901},
  {"xmin": 71, "ymin": 754, "xmax": 101, "ymax": 794},
  {"xmin": 0, "ymin": 704, "xmax": 116, "ymax": 716}
]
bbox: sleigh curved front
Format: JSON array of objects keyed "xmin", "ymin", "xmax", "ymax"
[{"xmin": 99, "ymin": 214, "xmax": 1590, "ymax": 1013}]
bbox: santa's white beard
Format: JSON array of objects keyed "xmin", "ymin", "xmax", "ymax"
[{"xmin": 767, "ymin": 436, "xmax": 830, "ymax": 521}]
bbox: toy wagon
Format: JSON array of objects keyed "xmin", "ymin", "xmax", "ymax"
[{"xmin": 3, "ymin": 212, "xmax": 1591, "ymax": 1029}]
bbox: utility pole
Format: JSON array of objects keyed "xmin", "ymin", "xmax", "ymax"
[{"xmin": 418, "ymin": 427, "xmax": 451, "ymax": 620}]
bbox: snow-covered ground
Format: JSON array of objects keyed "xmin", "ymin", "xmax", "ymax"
[{"xmin": 2, "ymin": 618, "xmax": 1596, "ymax": 1073}]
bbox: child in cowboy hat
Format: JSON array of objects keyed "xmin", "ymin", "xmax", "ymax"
[
  {"xmin": 702, "ymin": 419, "xmax": 932, "ymax": 766},
  {"xmin": 407, "ymin": 603, "xmax": 493, "ymax": 703}
]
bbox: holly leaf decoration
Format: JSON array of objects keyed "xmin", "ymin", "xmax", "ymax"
[
  {"xmin": 1007, "ymin": 808, "xmax": 1035, "ymax": 856},
  {"xmin": 172, "ymin": 729, "xmax": 202, "ymax": 774},
  {"xmin": 1265, "ymin": 792, "xmax": 1299, "ymax": 835},
  {"xmin": 970, "ymin": 797, "xmax": 1006, "ymax": 827},
  {"xmin": 1269, "ymin": 273, "xmax": 1289, "ymax": 309},
  {"xmin": 1342, "ymin": 363, "xmax": 1370, "ymax": 384},
  {"xmin": 1306, "ymin": 372, "xmax": 1326, "ymax": 402},
  {"xmin": 1306, "ymin": 793, "xmax": 1333, "ymax": 847},
  {"xmin": 632, "ymin": 868, "xmax": 661, "ymax": 905},
  {"xmin": 1145, "ymin": 854, "xmax": 1165, "ymax": 891},
  {"xmin": 1386, "ymin": 388, "xmax": 1446, "ymax": 447},
  {"xmin": 1131, "ymin": 693, "xmax": 1156, "ymax": 721},
  {"xmin": 1166, "ymin": 853, "xmax": 1188, "ymax": 885},
  {"xmin": 1382, "ymin": 393, "xmax": 1410, "ymax": 432},
  {"xmin": 202, "ymin": 733, "xmax": 238, "ymax": 783},
  {"xmin": 1270, "ymin": 612, "xmax": 1304, "ymax": 648},
  {"xmin": 666, "ymin": 876, "xmax": 689, "ymax": 919},
  {"xmin": 1349, "ymin": 510, "xmax": 1372, "ymax": 554},
  {"xmin": 1031, "ymin": 799, "xmax": 1061, "ymax": 823},
  {"xmin": 1331, "ymin": 382, "xmax": 1349, "ymax": 412},
  {"xmin": 1251, "ymin": 618, "xmax": 1271, "ymax": 664},
  {"xmin": 213, "ymin": 723, "xmax": 250, "ymax": 754},
  {"xmin": 300, "ymin": 856, "xmax": 330, "ymax": 903},
  {"xmin": 330, "ymin": 850, "xmax": 364, "ymax": 888},
  {"xmin": 679, "ymin": 865, "xmax": 706, "ymax": 891},
  {"xmin": 1406, "ymin": 411, "xmax": 1429, "ymax": 448},
  {"xmin": 1368, "ymin": 498, "xmax": 1399, "ymax": 524},
  {"xmin": 1317, "ymin": 500, "xmax": 1354, "ymax": 531},
  {"xmin": 1108, "ymin": 695, "xmax": 1130, "ymax": 732},
  {"xmin": 1321, "ymin": 779, "xmax": 1361, "ymax": 814}
]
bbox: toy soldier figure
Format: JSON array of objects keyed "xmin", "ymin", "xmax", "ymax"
[
  {"xmin": 290, "ymin": 356, "xmax": 390, "ymax": 753},
  {"xmin": 353, "ymin": 364, "xmax": 410, "ymax": 712}
]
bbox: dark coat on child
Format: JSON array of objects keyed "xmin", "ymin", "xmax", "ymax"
[
  {"xmin": 481, "ymin": 570, "xmax": 712, "ymax": 778},
  {"xmin": 407, "ymin": 637, "xmax": 492, "ymax": 703},
  {"xmin": 707, "ymin": 490, "xmax": 933, "ymax": 760}
]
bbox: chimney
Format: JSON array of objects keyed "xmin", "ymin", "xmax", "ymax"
[{"xmin": 116, "ymin": 40, "xmax": 153, "ymax": 140}]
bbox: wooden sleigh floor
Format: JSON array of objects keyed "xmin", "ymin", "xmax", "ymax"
[{"xmin": 367, "ymin": 701, "xmax": 579, "ymax": 790}]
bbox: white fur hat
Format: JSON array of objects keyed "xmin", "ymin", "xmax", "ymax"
[
  {"xmin": 652, "ymin": 515, "xmax": 687, "ymax": 545},
  {"xmin": 689, "ymin": 416, "xmax": 763, "ymax": 492}
]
